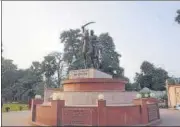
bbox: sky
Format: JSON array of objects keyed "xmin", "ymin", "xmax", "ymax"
[{"xmin": 2, "ymin": 1, "xmax": 180, "ymax": 82}]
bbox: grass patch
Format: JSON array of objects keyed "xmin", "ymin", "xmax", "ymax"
[{"xmin": 2, "ymin": 103, "xmax": 29, "ymax": 112}]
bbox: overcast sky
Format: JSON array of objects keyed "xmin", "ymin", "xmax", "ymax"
[{"xmin": 2, "ymin": 1, "xmax": 180, "ymax": 81}]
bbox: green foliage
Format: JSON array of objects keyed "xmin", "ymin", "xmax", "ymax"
[
  {"xmin": 2, "ymin": 103, "xmax": 28, "ymax": 112},
  {"xmin": 42, "ymin": 55, "xmax": 57, "ymax": 78},
  {"xmin": 125, "ymin": 82, "xmax": 140, "ymax": 91},
  {"xmin": 159, "ymin": 103, "xmax": 168, "ymax": 108},
  {"xmin": 5, "ymin": 107, "xmax": 10, "ymax": 112},
  {"xmin": 2, "ymin": 51, "xmax": 66, "ymax": 102},
  {"xmin": 167, "ymin": 77, "xmax": 180, "ymax": 85},
  {"xmin": 98, "ymin": 33, "xmax": 124, "ymax": 78},
  {"xmin": 175, "ymin": 9, "xmax": 180, "ymax": 24},
  {"xmin": 167, "ymin": 78, "xmax": 176, "ymax": 85},
  {"xmin": 140, "ymin": 61, "xmax": 154, "ymax": 75},
  {"xmin": 2, "ymin": 58, "xmax": 18, "ymax": 89},
  {"xmin": 134, "ymin": 61, "xmax": 169, "ymax": 91},
  {"xmin": 125, "ymin": 83, "xmax": 133, "ymax": 91},
  {"xmin": 162, "ymin": 93, "xmax": 168, "ymax": 100},
  {"xmin": 48, "ymin": 52, "xmax": 67, "ymax": 87},
  {"xmin": 41, "ymin": 55, "xmax": 59, "ymax": 88},
  {"xmin": 60, "ymin": 29, "xmax": 82, "ymax": 68},
  {"xmin": 2, "ymin": 57, "xmax": 44, "ymax": 102},
  {"xmin": 2, "ymin": 58, "xmax": 28, "ymax": 101},
  {"xmin": 19, "ymin": 106, "xmax": 23, "ymax": 111}
]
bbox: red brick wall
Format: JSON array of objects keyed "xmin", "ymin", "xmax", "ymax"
[
  {"xmin": 106, "ymin": 106, "xmax": 141, "ymax": 126},
  {"xmin": 32, "ymin": 98, "xmax": 160, "ymax": 126},
  {"xmin": 58, "ymin": 101, "xmax": 142, "ymax": 126},
  {"xmin": 147, "ymin": 104, "xmax": 159, "ymax": 122},
  {"xmin": 31, "ymin": 99, "xmax": 43, "ymax": 122},
  {"xmin": 61, "ymin": 107, "xmax": 98, "ymax": 126},
  {"xmin": 36, "ymin": 105, "xmax": 57, "ymax": 126}
]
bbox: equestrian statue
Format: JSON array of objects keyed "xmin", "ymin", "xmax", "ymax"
[{"xmin": 81, "ymin": 22, "xmax": 102, "ymax": 69}]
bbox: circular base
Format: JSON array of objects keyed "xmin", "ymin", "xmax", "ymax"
[{"xmin": 62, "ymin": 78, "xmax": 126, "ymax": 92}]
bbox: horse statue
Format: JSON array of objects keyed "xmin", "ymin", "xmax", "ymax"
[{"xmin": 81, "ymin": 22, "xmax": 102, "ymax": 69}]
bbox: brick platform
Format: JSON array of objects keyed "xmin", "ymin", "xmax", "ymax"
[{"xmin": 63, "ymin": 78, "xmax": 127, "ymax": 92}]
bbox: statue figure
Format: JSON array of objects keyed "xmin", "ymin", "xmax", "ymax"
[
  {"xmin": 89, "ymin": 30, "xmax": 101, "ymax": 69},
  {"xmin": 82, "ymin": 24, "xmax": 92, "ymax": 69},
  {"xmin": 81, "ymin": 22, "xmax": 102, "ymax": 69},
  {"xmin": 90, "ymin": 30, "xmax": 98, "ymax": 57}
]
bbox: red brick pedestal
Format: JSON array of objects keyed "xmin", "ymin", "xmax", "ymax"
[{"xmin": 63, "ymin": 78, "xmax": 127, "ymax": 92}]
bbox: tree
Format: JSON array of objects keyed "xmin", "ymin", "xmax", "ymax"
[
  {"xmin": 175, "ymin": 9, "xmax": 180, "ymax": 24},
  {"xmin": 48, "ymin": 52, "xmax": 67, "ymax": 87},
  {"xmin": 60, "ymin": 29, "xmax": 125, "ymax": 78},
  {"xmin": 1, "ymin": 60, "xmax": 38, "ymax": 102},
  {"xmin": 2, "ymin": 53, "xmax": 65, "ymax": 102},
  {"xmin": 2, "ymin": 58, "xmax": 18, "ymax": 89},
  {"xmin": 167, "ymin": 77, "xmax": 180, "ymax": 85},
  {"xmin": 41, "ymin": 55, "xmax": 57, "ymax": 87},
  {"xmin": 2, "ymin": 69, "xmax": 26, "ymax": 101},
  {"xmin": 98, "ymin": 33, "xmax": 124, "ymax": 78},
  {"xmin": 30, "ymin": 61, "xmax": 42, "ymax": 75},
  {"xmin": 125, "ymin": 82, "xmax": 141, "ymax": 91},
  {"xmin": 1, "ymin": 57, "xmax": 24, "ymax": 101},
  {"xmin": 60, "ymin": 29, "xmax": 82, "ymax": 70},
  {"xmin": 151, "ymin": 68, "xmax": 168, "ymax": 90},
  {"xmin": 134, "ymin": 61, "xmax": 169, "ymax": 91},
  {"xmin": 140, "ymin": 61, "xmax": 154, "ymax": 75},
  {"xmin": 125, "ymin": 83, "xmax": 133, "ymax": 91},
  {"xmin": 14, "ymin": 69, "xmax": 40, "ymax": 101}
]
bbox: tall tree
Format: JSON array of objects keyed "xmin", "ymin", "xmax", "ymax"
[
  {"xmin": 48, "ymin": 52, "xmax": 67, "ymax": 87},
  {"xmin": 98, "ymin": 33, "xmax": 124, "ymax": 78},
  {"xmin": 2, "ymin": 58, "xmax": 18, "ymax": 89},
  {"xmin": 140, "ymin": 61, "xmax": 154, "ymax": 75},
  {"xmin": 30, "ymin": 61, "xmax": 42, "ymax": 75},
  {"xmin": 134, "ymin": 61, "xmax": 169, "ymax": 91},
  {"xmin": 41, "ymin": 55, "xmax": 57, "ymax": 87},
  {"xmin": 14, "ymin": 69, "xmax": 39, "ymax": 101},
  {"xmin": 151, "ymin": 68, "xmax": 168, "ymax": 90},
  {"xmin": 60, "ymin": 29, "xmax": 82, "ymax": 69},
  {"xmin": 2, "ymin": 68, "xmax": 26, "ymax": 101},
  {"xmin": 175, "ymin": 9, "xmax": 180, "ymax": 24}
]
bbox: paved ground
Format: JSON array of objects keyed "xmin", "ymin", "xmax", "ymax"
[
  {"xmin": 157, "ymin": 109, "xmax": 180, "ymax": 126},
  {"xmin": 2, "ymin": 109, "xmax": 180, "ymax": 126},
  {"xmin": 2, "ymin": 110, "xmax": 30, "ymax": 126}
]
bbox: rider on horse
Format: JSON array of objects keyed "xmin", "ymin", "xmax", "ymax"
[{"xmin": 81, "ymin": 22, "xmax": 101, "ymax": 69}]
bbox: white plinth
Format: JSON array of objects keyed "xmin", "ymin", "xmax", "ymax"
[
  {"xmin": 69, "ymin": 68, "xmax": 112, "ymax": 79},
  {"xmin": 44, "ymin": 89, "xmax": 138, "ymax": 106}
]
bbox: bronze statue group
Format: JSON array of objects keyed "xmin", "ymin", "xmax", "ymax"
[{"xmin": 81, "ymin": 22, "xmax": 102, "ymax": 69}]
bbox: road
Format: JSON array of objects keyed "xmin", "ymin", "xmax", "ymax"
[
  {"xmin": 2, "ymin": 109, "xmax": 180, "ymax": 126},
  {"xmin": 2, "ymin": 110, "xmax": 30, "ymax": 126},
  {"xmin": 157, "ymin": 109, "xmax": 180, "ymax": 126}
]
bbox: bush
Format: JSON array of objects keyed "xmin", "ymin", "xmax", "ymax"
[
  {"xmin": 5, "ymin": 107, "xmax": 10, "ymax": 112},
  {"xmin": 159, "ymin": 105, "xmax": 168, "ymax": 108},
  {"xmin": 19, "ymin": 106, "xmax": 23, "ymax": 111},
  {"xmin": 167, "ymin": 78, "xmax": 180, "ymax": 85},
  {"xmin": 158, "ymin": 102, "xmax": 168, "ymax": 108},
  {"xmin": 2, "ymin": 103, "xmax": 28, "ymax": 112}
]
